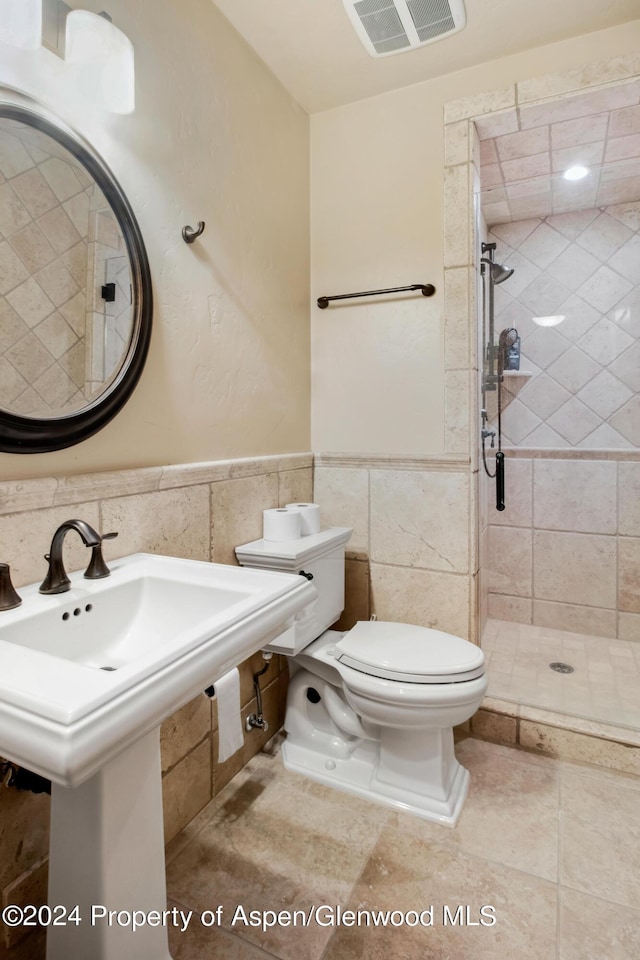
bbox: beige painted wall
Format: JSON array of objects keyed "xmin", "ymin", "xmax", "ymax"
[
  {"xmin": 0, "ymin": 0, "xmax": 310, "ymax": 481},
  {"xmin": 311, "ymin": 20, "xmax": 640, "ymax": 455}
]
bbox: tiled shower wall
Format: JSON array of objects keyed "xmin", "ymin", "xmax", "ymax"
[
  {"xmin": 0, "ymin": 453, "xmax": 311, "ymax": 956},
  {"xmin": 488, "ymin": 205, "xmax": 640, "ymax": 448},
  {"xmin": 0, "ymin": 123, "xmax": 95, "ymax": 416},
  {"xmin": 482, "ymin": 452, "xmax": 640, "ymax": 641}
]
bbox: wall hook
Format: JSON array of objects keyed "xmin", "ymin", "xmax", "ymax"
[{"xmin": 182, "ymin": 221, "xmax": 206, "ymax": 244}]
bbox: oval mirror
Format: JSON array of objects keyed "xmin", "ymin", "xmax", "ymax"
[{"xmin": 0, "ymin": 90, "xmax": 152, "ymax": 453}]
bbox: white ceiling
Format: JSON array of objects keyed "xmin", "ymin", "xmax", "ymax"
[{"xmin": 211, "ymin": 0, "xmax": 640, "ymax": 113}]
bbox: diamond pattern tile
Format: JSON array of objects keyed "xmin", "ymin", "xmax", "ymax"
[
  {"xmin": 547, "ymin": 398, "xmax": 601, "ymax": 445},
  {"xmin": 487, "ymin": 194, "xmax": 640, "ymax": 451},
  {"xmin": 577, "ymin": 369, "xmax": 633, "ymax": 420},
  {"xmin": 546, "ymin": 346, "xmax": 601, "ymax": 395},
  {"xmin": 578, "ymin": 317, "xmax": 634, "ymax": 366},
  {"xmin": 0, "ymin": 118, "xmax": 133, "ymax": 419}
]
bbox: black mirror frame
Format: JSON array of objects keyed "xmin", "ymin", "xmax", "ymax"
[{"xmin": 0, "ymin": 92, "xmax": 152, "ymax": 454}]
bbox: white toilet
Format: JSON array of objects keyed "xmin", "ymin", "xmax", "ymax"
[{"xmin": 235, "ymin": 527, "xmax": 486, "ymax": 825}]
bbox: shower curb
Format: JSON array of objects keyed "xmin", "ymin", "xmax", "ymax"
[{"xmin": 462, "ymin": 698, "xmax": 640, "ymax": 778}]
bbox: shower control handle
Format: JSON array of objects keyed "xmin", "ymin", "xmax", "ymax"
[{"xmin": 496, "ymin": 451, "xmax": 505, "ymax": 512}]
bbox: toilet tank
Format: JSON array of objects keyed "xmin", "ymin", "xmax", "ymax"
[{"xmin": 235, "ymin": 527, "xmax": 352, "ymax": 655}]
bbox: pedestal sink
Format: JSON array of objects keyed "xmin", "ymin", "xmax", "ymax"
[{"xmin": 0, "ymin": 553, "xmax": 317, "ymax": 959}]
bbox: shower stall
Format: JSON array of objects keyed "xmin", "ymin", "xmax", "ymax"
[{"xmin": 475, "ymin": 78, "xmax": 640, "ymax": 737}]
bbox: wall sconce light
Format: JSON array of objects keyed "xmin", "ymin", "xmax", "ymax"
[
  {"xmin": 65, "ymin": 10, "xmax": 135, "ymax": 114},
  {"xmin": 2, "ymin": 0, "xmax": 135, "ymax": 114},
  {"xmin": 0, "ymin": 0, "xmax": 42, "ymax": 49}
]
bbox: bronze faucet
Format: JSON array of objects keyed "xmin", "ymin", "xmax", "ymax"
[
  {"xmin": 39, "ymin": 520, "xmax": 118, "ymax": 595},
  {"xmin": 0, "ymin": 563, "xmax": 22, "ymax": 611}
]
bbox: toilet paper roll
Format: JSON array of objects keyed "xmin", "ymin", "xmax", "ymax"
[
  {"xmin": 286, "ymin": 502, "xmax": 321, "ymax": 536},
  {"xmin": 214, "ymin": 668, "xmax": 244, "ymax": 762},
  {"xmin": 263, "ymin": 507, "xmax": 301, "ymax": 541}
]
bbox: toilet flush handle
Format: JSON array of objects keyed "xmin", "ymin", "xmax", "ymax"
[{"xmin": 299, "ymin": 570, "xmax": 314, "ymax": 580}]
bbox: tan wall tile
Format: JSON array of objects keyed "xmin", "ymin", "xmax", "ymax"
[
  {"xmin": 335, "ymin": 558, "xmax": 370, "ymax": 630},
  {"xmin": 444, "ymin": 267, "xmax": 471, "ymax": 370},
  {"xmin": 487, "ymin": 593, "xmax": 532, "ymax": 623},
  {"xmin": 0, "ymin": 789, "xmax": 49, "ymax": 894},
  {"xmin": 519, "ymin": 721, "xmax": 640, "ymax": 775},
  {"xmin": 533, "ymin": 460, "xmax": 617, "ymax": 534},
  {"xmin": 517, "ymin": 57, "xmax": 640, "ymax": 104},
  {"xmin": 211, "ymin": 473, "xmax": 278, "ymax": 564},
  {"xmin": 534, "ymin": 530, "xmax": 616, "ymax": 608},
  {"xmin": 471, "ymin": 708, "xmax": 518, "ymax": 745},
  {"xmin": 371, "ymin": 562, "xmax": 470, "ymax": 638},
  {"xmin": 161, "ymin": 695, "xmax": 212, "ymax": 774},
  {"xmin": 533, "ymin": 599, "xmax": 617, "ymax": 638},
  {"xmin": 162, "ymin": 740, "xmax": 212, "ymax": 846},
  {"xmin": 618, "ymin": 537, "xmax": 640, "ymax": 613},
  {"xmin": 618, "ymin": 611, "xmax": 640, "ymax": 641},
  {"xmin": 445, "ymin": 369, "xmax": 471, "ymax": 454},
  {"xmin": 444, "ymin": 86, "xmax": 516, "ymax": 123},
  {"xmin": 371, "ymin": 469, "xmax": 469, "ymax": 573},
  {"xmin": 444, "ymin": 120, "xmax": 470, "ymax": 166},
  {"xmin": 443, "ymin": 164, "xmax": 470, "ymax": 267},
  {"xmin": 1, "ymin": 501, "xmax": 100, "ymax": 587},
  {"xmin": 488, "ymin": 526, "xmax": 532, "ymax": 597},
  {"xmin": 1, "ymin": 858, "xmax": 47, "ymax": 949},
  {"xmin": 101, "ymin": 486, "xmax": 210, "ymax": 562},
  {"xmin": 619, "ymin": 462, "xmax": 640, "ymax": 535},
  {"xmin": 312, "ymin": 467, "xmax": 369, "ymax": 557},
  {"xmin": 277, "ymin": 467, "xmax": 313, "ymax": 507}
]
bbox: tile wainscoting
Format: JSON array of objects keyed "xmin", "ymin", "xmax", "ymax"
[
  {"xmin": 314, "ymin": 452, "xmax": 476, "ymax": 641},
  {"xmin": 0, "ymin": 451, "xmax": 312, "ymax": 957},
  {"xmin": 481, "ymin": 448, "xmax": 640, "ymax": 639}
]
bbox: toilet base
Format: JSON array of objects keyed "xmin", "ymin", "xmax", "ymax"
[{"xmin": 281, "ymin": 736, "xmax": 469, "ymax": 826}]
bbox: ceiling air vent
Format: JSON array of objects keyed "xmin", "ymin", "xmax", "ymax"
[{"xmin": 343, "ymin": 0, "xmax": 466, "ymax": 57}]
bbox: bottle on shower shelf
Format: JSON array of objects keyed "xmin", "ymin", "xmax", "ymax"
[{"xmin": 502, "ymin": 328, "xmax": 521, "ymax": 371}]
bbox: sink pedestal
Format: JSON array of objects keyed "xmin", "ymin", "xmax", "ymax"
[{"xmin": 47, "ymin": 728, "xmax": 172, "ymax": 960}]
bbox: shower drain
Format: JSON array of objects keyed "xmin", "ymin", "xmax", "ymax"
[{"xmin": 549, "ymin": 661, "xmax": 574, "ymax": 674}]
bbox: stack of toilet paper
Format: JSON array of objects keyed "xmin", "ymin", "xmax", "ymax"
[{"xmin": 262, "ymin": 503, "xmax": 321, "ymax": 541}]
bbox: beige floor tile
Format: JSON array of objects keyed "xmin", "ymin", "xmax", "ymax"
[
  {"xmin": 168, "ymin": 902, "xmax": 273, "ymax": 960},
  {"xmin": 483, "ymin": 619, "xmax": 640, "ymax": 729},
  {"xmin": 558, "ymin": 887, "xmax": 640, "ymax": 960},
  {"xmin": 322, "ymin": 827, "xmax": 557, "ymax": 960},
  {"xmin": 386, "ymin": 738, "xmax": 560, "ymax": 881},
  {"xmin": 560, "ymin": 771, "xmax": 640, "ymax": 909},
  {"xmin": 166, "ymin": 751, "xmax": 386, "ymax": 960}
]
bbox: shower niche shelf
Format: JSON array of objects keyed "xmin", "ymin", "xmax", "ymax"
[{"xmin": 485, "ymin": 371, "xmax": 533, "ymax": 421}]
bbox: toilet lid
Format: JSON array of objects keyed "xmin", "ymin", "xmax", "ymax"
[{"xmin": 335, "ymin": 621, "xmax": 485, "ymax": 683}]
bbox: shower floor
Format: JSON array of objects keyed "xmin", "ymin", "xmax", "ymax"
[{"xmin": 482, "ymin": 619, "xmax": 640, "ymax": 732}]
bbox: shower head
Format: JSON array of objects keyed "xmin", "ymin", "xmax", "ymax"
[
  {"xmin": 480, "ymin": 254, "xmax": 514, "ymax": 285},
  {"xmin": 490, "ymin": 261, "xmax": 514, "ymax": 285}
]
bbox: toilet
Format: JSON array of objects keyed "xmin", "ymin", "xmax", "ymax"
[{"xmin": 235, "ymin": 527, "xmax": 486, "ymax": 826}]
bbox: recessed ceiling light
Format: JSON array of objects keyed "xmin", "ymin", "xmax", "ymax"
[
  {"xmin": 533, "ymin": 315, "xmax": 565, "ymax": 327},
  {"xmin": 563, "ymin": 165, "xmax": 589, "ymax": 181}
]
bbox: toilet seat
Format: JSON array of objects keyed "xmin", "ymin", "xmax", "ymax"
[{"xmin": 335, "ymin": 621, "xmax": 485, "ymax": 684}]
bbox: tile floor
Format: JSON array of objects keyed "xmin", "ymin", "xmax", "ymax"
[
  {"xmin": 483, "ymin": 618, "xmax": 640, "ymax": 730},
  {"xmin": 164, "ymin": 734, "xmax": 640, "ymax": 960}
]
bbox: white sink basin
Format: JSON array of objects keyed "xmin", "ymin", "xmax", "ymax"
[{"xmin": 0, "ymin": 553, "xmax": 316, "ymax": 787}]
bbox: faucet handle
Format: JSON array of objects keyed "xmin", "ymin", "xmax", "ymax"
[
  {"xmin": 0, "ymin": 563, "xmax": 21, "ymax": 611},
  {"xmin": 84, "ymin": 532, "xmax": 118, "ymax": 580}
]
